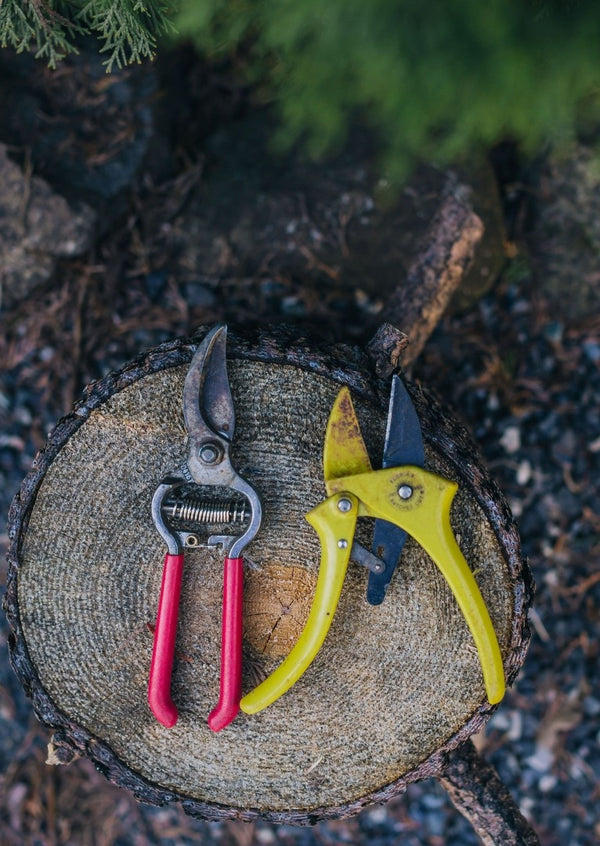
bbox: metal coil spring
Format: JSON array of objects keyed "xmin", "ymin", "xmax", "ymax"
[{"xmin": 163, "ymin": 495, "xmax": 248, "ymax": 525}]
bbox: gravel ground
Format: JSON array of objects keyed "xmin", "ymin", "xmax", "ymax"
[
  {"xmin": 416, "ymin": 276, "xmax": 600, "ymax": 845},
  {"xmin": 2, "ymin": 272, "xmax": 599, "ymax": 846},
  {"xmin": 1, "ymin": 49, "xmax": 599, "ymax": 846}
]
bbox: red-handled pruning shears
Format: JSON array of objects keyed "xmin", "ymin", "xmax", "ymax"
[{"xmin": 148, "ymin": 325, "xmax": 262, "ymax": 731}]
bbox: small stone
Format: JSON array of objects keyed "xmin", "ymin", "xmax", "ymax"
[
  {"xmin": 583, "ymin": 340, "xmax": 600, "ymax": 363},
  {"xmin": 281, "ymin": 295, "xmax": 306, "ymax": 316},
  {"xmin": 519, "ymin": 797, "xmax": 535, "ymax": 819},
  {"xmin": 517, "ymin": 460, "xmax": 532, "ymax": 485},
  {"xmin": 507, "ymin": 710, "xmax": 523, "ymax": 742},
  {"xmin": 255, "ymin": 826, "xmax": 277, "ymax": 844},
  {"xmin": 422, "ymin": 792, "xmax": 445, "ymax": 810},
  {"xmin": 508, "ymin": 497, "xmax": 523, "ymax": 519},
  {"xmin": 584, "ymin": 696, "xmax": 600, "ymax": 717},
  {"xmin": 539, "ymin": 774, "xmax": 557, "ymax": 793},
  {"xmin": 500, "ymin": 425, "xmax": 521, "ymax": 453},
  {"xmin": 526, "ymin": 746, "xmax": 553, "ymax": 773},
  {"xmin": 355, "ymin": 288, "xmax": 383, "ymax": 315},
  {"xmin": 543, "ymin": 569, "xmax": 559, "ymax": 588},
  {"xmin": 366, "ymin": 805, "xmax": 388, "ymax": 823},
  {"xmin": 543, "ymin": 321, "xmax": 564, "ymax": 343},
  {"xmin": 488, "ymin": 392, "xmax": 500, "ymax": 411},
  {"xmin": 490, "ymin": 711, "xmax": 511, "ymax": 732}
]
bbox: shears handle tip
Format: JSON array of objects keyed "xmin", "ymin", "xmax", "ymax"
[
  {"xmin": 483, "ymin": 668, "xmax": 506, "ymax": 705},
  {"xmin": 487, "ymin": 687, "xmax": 505, "ymax": 706},
  {"xmin": 148, "ymin": 690, "xmax": 179, "ymax": 728},
  {"xmin": 207, "ymin": 555, "xmax": 244, "ymax": 732},
  {"xmin": 208, "ymin": 701, "xmax": 241, "ymax": 732},
  {"xmin": 148, "ymin": 551, "xmax": 185, "ymax": 728}
]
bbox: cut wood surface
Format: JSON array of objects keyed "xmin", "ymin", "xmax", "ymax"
[{"xmin": 5, "ymin": 326, "xmax": 532, "ymax": 824}]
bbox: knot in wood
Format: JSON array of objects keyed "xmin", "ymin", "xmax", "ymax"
[{"xmin": 244, "ymin": 564, "xmax": 315, "ymax": 658}]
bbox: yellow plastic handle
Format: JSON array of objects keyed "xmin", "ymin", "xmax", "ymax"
[
  {"xmin": 240, "ymin": 493, "xmax": 358, "ymax": 714},
  {"xmin": 329, "ymin": 466, "xmax": 506, "ymax": 704}
]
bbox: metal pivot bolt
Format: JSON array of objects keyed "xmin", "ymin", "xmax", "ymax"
[
  {"xmin": 398, "ymin": 484, "xmax": 413, "ymax": 500},
  {"xmin": 199, "ymin": 442, "xmax": 223, "ymax": 464}
]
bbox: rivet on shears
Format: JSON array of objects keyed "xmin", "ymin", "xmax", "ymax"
[
  {"xmin": 199, "ymin": 442, "xmax": 223, "ymax": 464},
  {"xmin": 337, "ymin": 539, "xmax": 349, "ymax": 549},
  {"xmin": 337, "ymin": 497, "xmax": 353, "ymax": 513},
  {"xmin": 398, "ymin": 484, "xmax": 413, "ymax": 500}
]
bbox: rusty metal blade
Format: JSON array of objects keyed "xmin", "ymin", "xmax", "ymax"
[{"xmin": 183, "ymin": 324, "xmax": 235, "ymax": 443}]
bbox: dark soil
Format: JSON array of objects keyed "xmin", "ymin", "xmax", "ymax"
[{"xmin": 1, "ymin": 45, "xmax": 599, "ymax": 845}]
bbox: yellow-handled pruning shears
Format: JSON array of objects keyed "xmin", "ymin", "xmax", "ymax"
[{"xmin": 241, "ymin": 377, "xmax": 505, "ymax": 715}]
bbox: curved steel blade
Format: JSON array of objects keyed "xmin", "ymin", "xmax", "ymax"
[
  {"xmin": 367, "ymin": 375, "xmax": 425, "ymax": 605},
  {"xmin": 183, "ymin": 324, "xmax": 235, "ymax": 445}
]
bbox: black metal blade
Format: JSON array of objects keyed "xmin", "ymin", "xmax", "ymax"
[{"xmin": 367, "ymin": 376, "xmax": 425, "ymax": 605}]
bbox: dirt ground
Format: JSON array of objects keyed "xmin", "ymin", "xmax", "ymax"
[{"xmin": 1, "ymin": 45, "xmax": 599, "ymax": 845}]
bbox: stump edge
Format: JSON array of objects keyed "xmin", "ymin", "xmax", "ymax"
[{"xmin": 3, "ymin": 324, "xmax": 534, "ymax": 824}]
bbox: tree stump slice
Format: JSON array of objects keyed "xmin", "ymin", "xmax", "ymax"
[{"xmin": 5, "ymin": 326, "xmax": 532, "ymax": 825}]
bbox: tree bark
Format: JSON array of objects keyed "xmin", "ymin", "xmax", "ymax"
[
  {"xmin": 5, "ymin": 324, "xmax": 533, "ymax": 835},
  {"xmin": 440, "ymin": 740, "xmax": 540, "ymax": 845},
  {"xmin": 381, "ymin": 178, "xmax": 484, "ymax": 368}
]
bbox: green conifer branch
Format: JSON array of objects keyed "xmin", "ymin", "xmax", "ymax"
[
  {"xmin": 0, "ymin": 0, "xmax": 80, "ymax": 67},
  {"xmin": 77, "ymin": 0, "xmax": 175, "ymax": 72},
  {"xmin": 0, "ymin": 0, "xmax": 175, "ymax": 70},
  {"xmin": 2, "ymin": 0, "xmax": 600, "ymax": 182},
  {"xmin": 174, "ymin": 0, "xmax": 600, "ymax": 179}
]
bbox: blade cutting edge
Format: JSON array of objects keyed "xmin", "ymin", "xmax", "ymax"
[{"xmin": 367, "ymin": 375, "xmax": 425, "ymax": 605}]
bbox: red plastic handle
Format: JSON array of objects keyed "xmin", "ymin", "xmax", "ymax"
[
  {"xmin": 207, "ymin": 556, "xmax": 244, "ymax": 732},
  {"xmin": 148, "ymin": 552, "xmax": 185, "ymax": 727}
]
